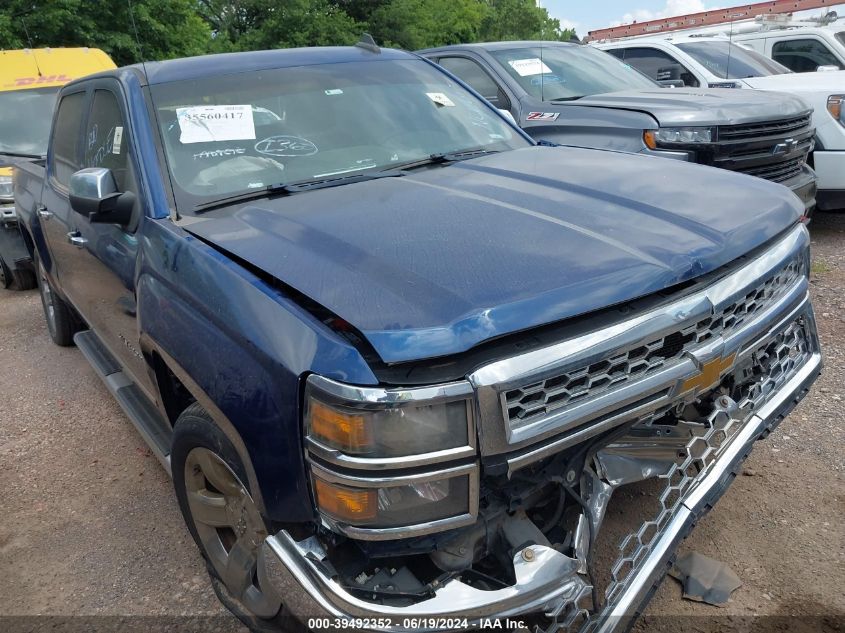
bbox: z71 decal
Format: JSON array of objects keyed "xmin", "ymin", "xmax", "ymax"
[{"xmin": 526, "ymin": 112, "xmax": 559, "ymax": 121}]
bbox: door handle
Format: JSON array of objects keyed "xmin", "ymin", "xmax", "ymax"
[
  {"xmin": 37, "ymin": 205, "xmax": 53, "ymax": 220},
  {"xmin": 66, "ymin": 231, "xmax": 88, "ymax": 248}
]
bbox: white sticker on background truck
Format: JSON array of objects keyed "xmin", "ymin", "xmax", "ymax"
[
  {"xmin": 176, "ymin": 105, "xmax": 256, "ymax": 144},
  {"xmin": 507, "ymin": 58, "xmax": 553, "ymax": 77}
]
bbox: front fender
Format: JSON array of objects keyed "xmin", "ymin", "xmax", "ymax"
[{"xmin": 136, "ymin": 218, "xmax": 378, "ymax": 523}]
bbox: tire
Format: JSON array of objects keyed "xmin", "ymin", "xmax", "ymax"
[
  {"xmin": 171, "ymin": 403, "xmax": 300, "ymax": 632},
  {"xmin": 0, "ymin": 254, "xmax": 11, "ymax": 289},
  {"xmin": 35, "ymin": 254, "xmax": 81, "ymax": 346}
]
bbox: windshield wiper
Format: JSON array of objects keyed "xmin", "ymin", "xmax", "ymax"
[
  {"xmin": 389, "ymin": 148, "xmax": 501, "ymax": 172},
  {"xmin": 0, "ymin": 150, "xmax": 43, "ymax": 159},
  {"xmin": 194, "ymin": 170, "xmax": 405, "ymax": 213},
  {"xmin": 549, "ymin": 96, "xmax": 585, "ymax": 102}
]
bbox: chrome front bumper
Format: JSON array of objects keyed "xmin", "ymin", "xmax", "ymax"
[{"xmin": 259, "ymin": 334, "xmax": 821, "ymax": 632}]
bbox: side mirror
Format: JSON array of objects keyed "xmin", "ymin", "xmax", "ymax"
[
  {"xmin": 498, "ymin": 109, "xmax": 517, "ymax": 125},
  {"xmin": 817, "ymin": 65, "xmax": 840, "ymax": 72},
  {"xmin": 69, "ymin": 167, "xmax": 135, "ymax": 226}
]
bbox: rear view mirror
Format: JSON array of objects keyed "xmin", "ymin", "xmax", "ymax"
[
  {"xmin": 817, "ymin": 65, "xmax": 840, "ymax": 72},
  {"xmin": 69, "ymin": 167, "xmax": 135, "ymax": 226}
]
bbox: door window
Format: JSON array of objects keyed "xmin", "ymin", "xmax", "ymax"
[
  {"xmin": 772, "ymin": 39, "xmax": 843, "ymax": 72},
  {"xmin": 51, "ymin": 91, "xmax": 87, "ymax": 187},
  {"xmin": 84, "ymin": 90, "xmax": 133, "ymax": 191},
  {"xmin": 438, "ymin": 57, "xmax": 511, "ymax": 109},
  {"xmin": 618, "ymin": 47, "xmax": 701, "ymax": 87}
]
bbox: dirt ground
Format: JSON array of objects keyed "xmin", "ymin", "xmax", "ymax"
[{"xmin": 1, "ymin": 214, "xmax": 843, "ymax": 632}]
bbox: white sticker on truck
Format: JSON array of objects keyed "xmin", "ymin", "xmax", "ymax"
[
  {"xmin": 426, "ymin": 92, "xmax": 455, "ymax": 107},
  {"xmin": 176, "ymin": 105, "xmax": 256, "ymax": 144},
  {"xmin": 112, "ymin": 126, "xmax": 123, "ymax": 154},
  {"xmin": 507, "ymin": 58, "xmax": 553, "ymax": 77}
]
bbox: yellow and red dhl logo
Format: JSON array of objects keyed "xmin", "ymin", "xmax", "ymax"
[{"xmin": 4, "ymin": 74, "xmax": 73, "ymax": 88}]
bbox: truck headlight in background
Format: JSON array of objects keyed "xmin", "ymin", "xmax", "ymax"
[
  {"xmin": 0, "ymin": 175, "xmax": 13, "ymax": 201},
  {"xmin": 644, "ymin": 127, "xmax": 714, "ymax": 149},
  {"xmin": 827, "ymin": 95, "xmax": 845, "ymax": 126},
  {"xmin": 303, "ymin": 375, "xmax": 479, "ymax": 538}
]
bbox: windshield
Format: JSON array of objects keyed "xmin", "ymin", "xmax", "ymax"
[
  {"xmin": 490, "ymin": 45, "xmax": 657, "ymax": 101},
  {"xmin": 150, "ymin": 59, "xmax": 528, "ymax": 210},
  {"xmin": 676, "ymin": 41, "xmax": 790, "ymax": 78},
  {"xmin": 0, "ymin": 87, "xmax": 59, "ymax": 156}
]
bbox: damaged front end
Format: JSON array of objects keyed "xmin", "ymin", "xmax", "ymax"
[{"xmin": 259, "ymin": 225, "xmax": 821, "ymax": 632}]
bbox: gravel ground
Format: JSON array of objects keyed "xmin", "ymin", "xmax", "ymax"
[{"xmin": 0, "ymin": 214, "xmax": 843, "ymax": 632}]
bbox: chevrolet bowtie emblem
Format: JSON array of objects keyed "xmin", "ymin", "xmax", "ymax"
[{"xmin": 681, "ymin": 353, "xmax": 737, "ymax": 393}]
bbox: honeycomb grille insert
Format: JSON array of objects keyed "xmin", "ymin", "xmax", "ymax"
[{"xmin": 504, "ymin": 259, "xmax": 803, "ymax": 428}]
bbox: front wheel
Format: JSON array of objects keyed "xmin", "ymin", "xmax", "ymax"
[{"xmin": 171, "ymin": 404, "xmax": 297, "ymax": 631}]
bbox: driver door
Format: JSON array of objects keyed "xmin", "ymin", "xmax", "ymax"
[{"xmin": 63, "ymin": 82, "xmax": 156, "ymax": 398}]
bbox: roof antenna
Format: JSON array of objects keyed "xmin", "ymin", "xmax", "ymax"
[
  {"xmin": 356, "ymin": 33, "xmax": 381, "ymax": 54},
  {"xmin": 21, "ymin": 17, "xmax": 43, "ymax": 77}
]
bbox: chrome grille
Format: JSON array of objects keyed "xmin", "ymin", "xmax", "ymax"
[{"xmin": 504, "ymin": 258, "xmax": 803, "ymax": 428}]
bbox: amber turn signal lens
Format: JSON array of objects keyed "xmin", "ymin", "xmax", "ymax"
[
  {"xmin": 313, "ymin": 477, "xmax": 377, "ymax": 522},
  {"xmin": 309, "ymin": 400, "xmax": 373, "ymax": 453},
  {"xmin": 827, "ymin": 95, "xmax": 843, "ymax": 121},
  {"xmin": 643, "ymin": 130, "xmax": 657, "ymax": 150}
]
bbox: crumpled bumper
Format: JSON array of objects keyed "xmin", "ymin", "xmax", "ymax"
[{"xmin": 258, "ymin": 345, "xmax": 821, "ymax": 632}]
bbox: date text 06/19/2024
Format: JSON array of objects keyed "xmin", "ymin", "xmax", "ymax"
[{"xmin": 307, "ymin": 618, "xmax": 528, "ymax": 630}]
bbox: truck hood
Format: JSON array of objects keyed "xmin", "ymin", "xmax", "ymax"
[
  {"xmin": 743, "ymin": 70, "xmax": 845, "ymax": 94},
  {"xmin": 183, "ymin": 146, "xmax": 802, "ymax": 364},
  {"xmin": 565, "ymin": 89, "xmax": 810, "ymax": 127}
]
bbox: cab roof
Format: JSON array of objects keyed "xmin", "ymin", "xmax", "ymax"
[
  {"xmin": 0, "ymin": 48, "xmax": 115, "ymax": 91},
  {"xmin": 124, "ymin": 46, "xmax": 417, "ymax": 86},
  {"xmin": 419, "ymin": 41, "xmax": 579, "ymax": 55}
]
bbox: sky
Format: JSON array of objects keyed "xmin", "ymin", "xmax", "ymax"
[{"xmin": 540, "ymin": 0, "xmax": 845, "ymax": 37}]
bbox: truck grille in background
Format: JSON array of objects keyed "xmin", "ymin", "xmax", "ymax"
[
  {"xmin": 718, "ymin": 114, "xmax": 812, "ymax": 140},
  {"xmin": 710, "ymin": 114, "xmax": 813, "ymax": 185},
  {"xmin": 504, "ymin": 258, "xmax": 803, "ymax": 427},
  {"xmin": 734, "ymin": 157, "xmax": 806, "ymax": 183}
]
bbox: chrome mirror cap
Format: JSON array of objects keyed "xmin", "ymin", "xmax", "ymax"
[{"xmin": 69, "ymin": 167, "xmax": 117, "ymax": 200}]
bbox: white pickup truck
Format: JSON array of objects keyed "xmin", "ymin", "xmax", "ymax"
[
  {"xmin": 729, "ymin": 22, "xmax": 845, "ymax": 72},
  {"xmin": 596, "ymin": 35, "xmax": 845, "ymax": 211}
]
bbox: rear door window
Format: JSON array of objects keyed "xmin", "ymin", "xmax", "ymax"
[
  {"xmin": 51, "ymin": 91, "xmax": 87, "ymax": 187},
  {"xmin": 772, "ymin": 38, "xmax": 843, "ymax": 72}
]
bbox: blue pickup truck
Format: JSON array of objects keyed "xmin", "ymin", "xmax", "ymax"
[{"xmin": 15, "ymin": 45, "xmax": 822, "ymax": 632}]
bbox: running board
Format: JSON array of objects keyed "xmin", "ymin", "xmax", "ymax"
[{"xmin": 74, "ymin": 330, "xmax": 173, "ymax": 476}]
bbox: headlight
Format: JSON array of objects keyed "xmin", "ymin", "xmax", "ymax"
[
  {"xmin": 304, "ymin": 376, "xmax": 478, "ymax": 538},
  {"xmin": 0, "ymin": 175, "xmax": 13, "ymax": 201},
  {"xmin": 645, "ymin": 127, "xmax": 714, "ymax": 147},
  {"xmin": 310, "ymin": 464, "xmax": 476, "ymax": 535},
  {"xmin": 304, "ymin": 376, "xmax": 474, "ymax": 462},
  {"xmin": 827, "ymin": 95, "xmax": 844, "ymax": 126}
]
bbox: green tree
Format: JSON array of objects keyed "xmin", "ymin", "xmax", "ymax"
[
  {"xmin": 480, "ymin": 0, "xmax": 575, "ymax": 42},
  {"xmin": 0, "ymin": 0, "xmax": 210, "ymax": 65},
  {"xmin": 367, "ymin": 0, "xmax": 485, "ymax": 50}
]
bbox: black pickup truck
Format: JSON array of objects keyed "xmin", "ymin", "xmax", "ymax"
[{"xmin": 15, "ymin": 45, "xmax": 822, "ymax": 632}]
